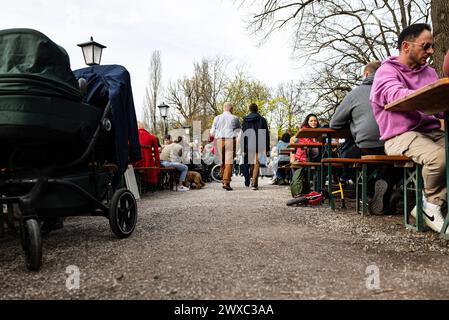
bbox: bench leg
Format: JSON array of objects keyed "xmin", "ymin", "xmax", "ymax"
[
  {"xmin": 415, "ymin": 165, "xmax": 423, "ymax": 232},
  {"xmin": 317, "ymin": 166, "xmax": 321, "ymax": 192},
  {"xmin": 404, "ymin": 165, "xmax": 424, "ymax": 232},
  {"xmin": 362, "ymin": 164, "xmax": 368, "ymax": 216},
  {"xmin": 0, "ymin": 205, "xmax": 4, "ymax": 237},
  {"xmin": 404, "ymin": 167, "xmax": 410, "ymax": 228},
  {"xmin": 328, "ymin": 164, "xmax": 334, "ymax": 210},
  {"xmin": 356, "ymin": 167, "xmax": 360, "ymax": 214}
]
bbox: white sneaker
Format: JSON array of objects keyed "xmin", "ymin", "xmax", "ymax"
[
  {"xmin": 410, "ymin": 204, "xmax": 445, "ymax": 233},
  {"xmin": 178, "ymin": 186, "xmax": 189, "ymax": 192}
]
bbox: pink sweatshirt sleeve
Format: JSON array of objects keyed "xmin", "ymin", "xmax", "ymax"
[
  {"xmin": 444, "ymin": 50, "xmax": 449, "ymax": 77},
  {"xmin": 371, "ymin": 66, "xmax": 414, "ymax": 107}
]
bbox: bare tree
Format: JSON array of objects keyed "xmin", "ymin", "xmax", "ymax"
[
  {"xmin": 193, "ymin": 56, "xmax": 230, "ymax": 116},
  {"xmin": 241, "ymin": 0, "xmax": 431, "ymax": 118},
  {"xmin": 224, "ymin": 69, "xmax": 271, "ymax": 118},
  {"xmin": 142, "ymin": 50, "xmax": 162, "ymax": 131},
  {"xmin": 431, "ymin": 0, "xmax": 449, "ymax": 76},
  {"xmin": 166, "ymin": 76, "xmax": 203, "ymax": 127},
  {"xmin": 268, "ymin": 81, "xmax": 310, "ymax": 132},
  {"xmin": 165, "ymin": 56, "xmax": 230, "ymax": 131}
]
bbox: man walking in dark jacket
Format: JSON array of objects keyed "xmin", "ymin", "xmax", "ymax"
[{"xmin": 241, "ymin": 103, "xmax": 270, "ymax": 190}]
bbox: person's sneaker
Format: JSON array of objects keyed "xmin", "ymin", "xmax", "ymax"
[
  {"xmin": 269, "ymin": 178, "xmax": 278, "ymax": 185},
  {"xmin": 178, "ymin": 186, "xmax": 189, "ymax": 192},
  {"xmin": 410, "ymin": 204, "xmax": 446, "ymax": 233},
  {"xmin": 222, "ymin": 185, "xmax": 233, "ymax": 191},
  {"xmin": 252, "ymin": 186, "xmax": 258, "ymax": 191},
  {"xmin": 368, "ymin": 179, "xmax": 388, "ymax": 215}
]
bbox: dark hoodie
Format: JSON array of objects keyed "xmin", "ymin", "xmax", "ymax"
[{"xmin": 242, "ymin": 112, "xmax": 270, "ymax": 153}]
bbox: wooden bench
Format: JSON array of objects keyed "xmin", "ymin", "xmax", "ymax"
[
  {"xmin": 321, "ymin": 156, "xmax": 416, "ymax": 215},
  {"xmin": 133, "ymin": 166, "xmax": 178, "ymax": 192},
  {"xmin": 322, "ymin": 155, "xmax": 424, "ymax": 232},
  {"xmin": 279, "ymin": 148, "xmax": 295, "ymax": 155},
  {"xmin": 361, "ymin": 155, "xmax": 424, "ymax": 231}
]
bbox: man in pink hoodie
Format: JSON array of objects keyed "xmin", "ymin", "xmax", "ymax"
[
  {"xmin": 444, "ymin": 49, "xmax": 449, "ymax": 77},
  {"xmin": 370, "ymin": 23, "xmax": 445, "ymax": 233}
]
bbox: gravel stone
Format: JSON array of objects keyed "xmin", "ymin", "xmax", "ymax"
[{"xmin": 1, "ymin": 176, "xmax": 449, "ymax": 299}]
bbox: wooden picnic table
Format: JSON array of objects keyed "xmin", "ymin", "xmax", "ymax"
[
  {"xmin": 385, "ymin": 78, "xmax": 449, "ymax": 114},
  {"xmin": 279, "ymin": 148, "xmax": 295, "ymax": 155},
  {"xmin": 289, "ymin": 142, "xmax": 338, "ymax": 148},
  {"xmin": 296, "ymin": 128, "xmax": 351, "ymax": 139},
  {"xmin": 385, "ymin": 77, "xmax": 449, "ymax": 238},
  {"xmin": 293, "ymin": 128, "xmax": 351, "ymax": 209}
]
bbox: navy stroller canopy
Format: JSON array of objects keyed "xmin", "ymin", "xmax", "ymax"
[{"xmin": 74, "ymin": 65, "xmax": 141, "ymax": 173}]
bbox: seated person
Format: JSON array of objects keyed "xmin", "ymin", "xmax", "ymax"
[
  {"xmin": 291, "ymin": 114, "xmax": 321, "ymax": 164},
  {"xmin": 444, "ymin": 49, "xmax": 449, "ymax": 77},
  {"xmin": 132, "ymin": 122, "xmax": 160, "ymax": 191},
  {"xmin": 330, "ymin": 61, "xmax": 402, "ymax": 214},
  {"xmin": 160, "ymin": 135, "xmax": 189, "ymax": 192},
  {"xmin": 371, "ymin": 23, "xmax": 446, "ymax": 231},
  {"xmin": 272, "ymin": 132, "xmax": 291, "ymax": 185}
]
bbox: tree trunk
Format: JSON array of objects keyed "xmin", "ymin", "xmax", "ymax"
[{"xmin": 431, "ymin": 0, "xmax": 449, "ymax": 76}]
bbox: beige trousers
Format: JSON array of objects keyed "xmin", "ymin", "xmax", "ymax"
[
  {"xmin": 249, "ymin": 153, "xmax": 260, "ymax": 187},
  {"xmin": 217, "ymin": 138, "xmax": 236, "ymax": 185},
  {"xmin": 385, "ymin": 130, "xmax": 446, "ymax": 206}
]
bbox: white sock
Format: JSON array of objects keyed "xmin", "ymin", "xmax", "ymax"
[{"xmin": 422, "ymin": 192, "xmax": 440, "ymax": 210}]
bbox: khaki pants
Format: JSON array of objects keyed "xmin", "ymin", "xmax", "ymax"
[
  {"xmin": 217, "ymin": 138, "xmax": 236, "ymax": 185},
  {"xmin": 385, "ymin": 130, "xmax": 446, "ymax": 206},
  {"xmin": 249, "ymin": 153, "xmax": 260, "ymax": 187}
]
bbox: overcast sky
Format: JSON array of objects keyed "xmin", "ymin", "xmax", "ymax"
[{"xmin": 1, "ymin": 0, "xmax": 301, "ymax": 119}]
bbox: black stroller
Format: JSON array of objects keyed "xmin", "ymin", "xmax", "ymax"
[{"xmin": 0, "ymin": 28, "xmax": 141, "ymax": 270}]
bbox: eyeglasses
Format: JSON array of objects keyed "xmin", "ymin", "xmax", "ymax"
[{"xmin": 406, "ymin": 41, "xmax": 435, "ymax": 51}]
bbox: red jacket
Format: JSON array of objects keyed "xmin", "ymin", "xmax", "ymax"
[
  {"xmin": 294, "ymin": 137, "xmax": 317, "ymax": 162},
  {"xmin": 132, "ymin": 129, "xmax": 160, "ymax": 184}
]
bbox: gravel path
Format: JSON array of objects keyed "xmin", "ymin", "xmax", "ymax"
[{"xmin": 1, "ymin": 176, "xmax": 449, "ymax": 299}]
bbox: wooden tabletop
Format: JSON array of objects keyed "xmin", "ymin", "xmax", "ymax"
[
  {"xmin": 296, "ymin": 128, "xmax": 351, "ymax": 139},
  {"xmin": 279, "ymin": 150, "xmax": 294, "ymax": 155},
  {"xmin": 288, "ymin": 142, "xmax": 337, "ymax": 148},
  {"xmin": 385, "ymin": 78, "xmax": 449, "ymax": 115}
]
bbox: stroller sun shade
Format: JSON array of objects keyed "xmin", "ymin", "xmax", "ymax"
[{"xmin": 0, "ymin": 28, "xmax": 81, "ymax": 100}]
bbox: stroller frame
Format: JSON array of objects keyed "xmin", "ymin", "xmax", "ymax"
[{"xmin": 0, "ymin": 102, "xmax": 138, "ymax": 271}]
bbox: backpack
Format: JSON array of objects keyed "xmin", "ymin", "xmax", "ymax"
[{"xmin": 290, "ymin": 167, "xmax": 310, "ymax": 197}]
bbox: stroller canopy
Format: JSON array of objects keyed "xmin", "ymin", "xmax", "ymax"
[
  {"xmin": 74, "ymin": 65, "xmax": 141, "ymax": 173},
  {"xmin": 0, "ymin": 28, "xmax": 81, "ymax": 100}
]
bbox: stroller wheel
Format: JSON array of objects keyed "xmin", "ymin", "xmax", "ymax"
[
  {"xmin": 109, "ymin": 189, "xmax": 137, "ymax": 239},
  {"xmin": 20, "ymin": 219, "xmax": 42, "ymax": 271}
]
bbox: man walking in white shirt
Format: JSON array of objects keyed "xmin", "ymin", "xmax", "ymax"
[{"xmin": 210, "ymin": 102, "xmax": 241, "ymax": 191}]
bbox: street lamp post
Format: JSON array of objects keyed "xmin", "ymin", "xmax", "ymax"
[
  {"xmin": 157, "ymin": 103, "xmax": 170, "ymax": 135},
  {"xmin": 77, "ymin": 36, "xmax": 106, "ymax": 66}
]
